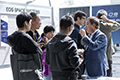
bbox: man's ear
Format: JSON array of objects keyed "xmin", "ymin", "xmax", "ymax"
[
  {"xmin": 93, "ymin": 23, "xmax": 96, "ymax": 28},
  {"xmin": 31, "ymin": 19, "xmax": 34, "ymax": 24},
  {"xmin": 77, "ymin": 17, "xmax": 80, "ymax": 20},
  {"xmin": 69, "ymin": 25, "xmax": 73, "ymax": 30},
  {"xmin": 24, "ymin": 21, "xmax": 28, "ymax": 26}
]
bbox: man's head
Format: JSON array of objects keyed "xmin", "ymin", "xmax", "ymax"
[
  {"xmin": 96, "ymin": 9, "xmax": 107, "ymax": 19},
  {"xmin": 16, "ymin": 12, "xmax": 32, "ymax": 31},
  {"xmin": 60, "ymin": 15, "xmax": 74, "ymax": 35},
  {"xmin": 30, "ymin": 12, "xmax": 41, "ymax": 30},
  {"xmin": 74, "ymin": 10, "xmax": 87, "ymax": 26},
  {"xmin": 85, "ymin": 17, "xmax": 100, "ymax": 34}
]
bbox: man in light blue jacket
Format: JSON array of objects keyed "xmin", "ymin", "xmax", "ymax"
[{"xmin": 80, "ymin": 17, "xmax": 107, "ymax": 79}]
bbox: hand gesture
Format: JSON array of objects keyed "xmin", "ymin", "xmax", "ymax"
[
  {"xmin": 101, "ymin": 15, "xmax": 108, "ymax": 22},
  {"xmin": 79, "ymin": 29, "xmax": 86, "ymax": 37}
]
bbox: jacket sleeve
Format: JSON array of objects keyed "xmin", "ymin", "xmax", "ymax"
[
  {"xmin": 45, "ymin": 44, "xmax": 50, "ymax": 65},
  {"xmin": 67, "ymin": 41, "xmax": 80, "ymax": 69},
  {"xmin": 101, "ymin": 21, "xmax": 120, "ymax": 32},
  {"xmin": 22, "ymin": 34, "xmax": 42, "ymax": 55},
  {"xmin": 83, "ymin": 34, "xmax": 107, "ymax": 51}
]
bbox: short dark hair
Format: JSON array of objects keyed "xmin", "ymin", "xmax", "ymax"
[
  {"xmin": 30, "ymin": 12, "xmax": 38, "ymax": 21},
  {"xmin": 88, "ymin": 17, "xmax": 100, "ymax": 29},
  {"xmin": 60, "ymin": 15, "xmax": 74, "ymax": 30},
  {"xmin": 16, "ymin": 12, "xmax": 32, "ymax": 28},
  {"xmin": 74, "ymin": 10, "xmax": 87, "ymax": 21},
  {"xmin": 43, "ymin": 25, "xmax": 55, "ymax": 34}
]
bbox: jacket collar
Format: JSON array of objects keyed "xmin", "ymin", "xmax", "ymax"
[
  {"xmin": 74, "ymin": 23, "xmax": 80, "ymax": 29},
  {"xmin": 91, "ymin": 29, "xmax": 100, "ymax": 40}
]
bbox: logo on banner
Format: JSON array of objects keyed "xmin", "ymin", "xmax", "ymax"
[{"xmin": 108, "ymin": 12, "xmax": 118, "ymax": 18}]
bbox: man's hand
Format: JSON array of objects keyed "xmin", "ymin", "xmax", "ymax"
[
  {"xmin": 36, "ymin": 41, "xmax": 44, "ymax": 48},
  {"xmin": 101, "ymin": 15, "xmax": 108, "ymax": 22},
  {"xmin": 101, "ymin": 15, "xmax": 115, "ymax": 24},
  {"xmin": 42, "ymin": 36, "xmax": 48, "ymax": 45},
  {"xmin": 79, "ymin": 29, "xmax": 86, "ymax": 37}
]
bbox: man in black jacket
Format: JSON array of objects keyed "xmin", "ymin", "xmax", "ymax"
[{"xmin": 45, "ymin": 15, "xmax": 81, "ymax": 80}]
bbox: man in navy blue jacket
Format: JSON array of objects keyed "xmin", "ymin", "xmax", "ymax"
[
  {"xmin": 80, "ymin": 17, "xmax": 107, "ymax": 79},
  {"xmin": 69, "ymin": 10, "xmax": 87, "ymax": 49}
]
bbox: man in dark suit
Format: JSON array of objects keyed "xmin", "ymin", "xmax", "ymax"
[
  {"xmin": 70, "ymin": 10, "xmax": 87, "ymax": 49},
  {"xmin": 69, "ymin": 11, "xmax": 87, "ymax": 77},
  {"xmin": 80, "ymin": 17, "xmax": 107, "ymax": 79}
]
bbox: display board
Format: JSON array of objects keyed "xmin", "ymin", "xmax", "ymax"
[{"xmin": 0, "ymin": 15, "xmax": 8, "ymax": 46}]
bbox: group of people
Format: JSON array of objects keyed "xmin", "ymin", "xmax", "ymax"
[{"xmin": 7, "ymin": 9, "xmax": 120, "ymax": 80}]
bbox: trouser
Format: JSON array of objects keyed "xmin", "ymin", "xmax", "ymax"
[
  {"xmin": 43, "ymin": 75, "xmax": 53, "ymax": 80},
  {"xmin": 52, "ymin": 75, "xmax": 77, "ymax": 80},
  {"xmin": 107, "ymin": 58, "xmax": 112, "ymax": 77}
]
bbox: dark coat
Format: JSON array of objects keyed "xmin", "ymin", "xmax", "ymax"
[
  {"xmin": 69, "ymin": 23, "xmax": 84, "ymax": 49},
  {"xmin": 7, "ymin": 31, "xmax": 42, "ymax": 54},
  {"xmin": 45, "ymin": 32, "xmax": 80, "ymax": 76}
]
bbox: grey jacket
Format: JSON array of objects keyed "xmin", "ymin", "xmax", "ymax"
[{"xmin": 100, "ymin": 21, "xmax": 120, "ymax": 60}]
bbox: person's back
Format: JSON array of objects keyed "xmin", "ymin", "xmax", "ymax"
[
  {"xmin": 45, "ymin": 15, "xmax": 80, "ymax": 80},
  {"xmin": 7, "ymin": 31, "xmax": 42, "ymax": 54}
]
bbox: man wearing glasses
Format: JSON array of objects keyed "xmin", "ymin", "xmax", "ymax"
[
  {"xmin": 70, "ymin": 10, "xmax": 87, "ymax": 49},
  {"xmin": 69, "ymin": 10, "xmax": 87, "ymax": 79}
]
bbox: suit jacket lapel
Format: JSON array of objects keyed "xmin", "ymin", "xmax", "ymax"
[{"xmin": 91, "ymin": 30, "xmax": 100, "ymax": 41}]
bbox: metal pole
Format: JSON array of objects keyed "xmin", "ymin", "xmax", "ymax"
[
  {"xmin": 48, "ymin": 0, "xmax": 55, "ymax": 29},
  {"xmin": 48, "ymin": 0, "xmax": 51, "ymax": 6},
  {"xmin": 25, "ymin": 0, "xmax": 35, "ymax": 12}
]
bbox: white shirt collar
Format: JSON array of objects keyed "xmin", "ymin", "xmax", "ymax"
[{"xmin": 90, "ymin": 29, "xmax": 99, "ymax": 39}]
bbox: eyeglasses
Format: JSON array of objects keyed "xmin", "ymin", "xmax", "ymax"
[{"xmin": 81, "ymin": 17, "xmax": 86, "ymax": 20}]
